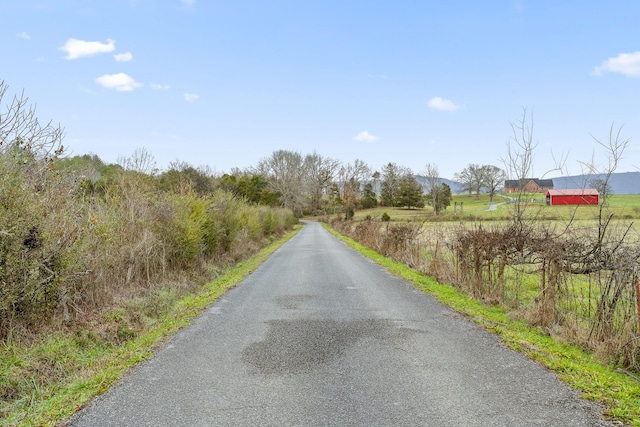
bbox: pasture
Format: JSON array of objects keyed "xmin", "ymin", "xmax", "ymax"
[
  {"xmin": 353, "ymin": 194, "xmax": 640, "ymax": 222},
  {"xmin": 328, "ymin": 193, "xmax": 640, "ymax": 375}
]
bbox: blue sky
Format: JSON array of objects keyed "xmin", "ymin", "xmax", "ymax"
[{"xmin": 2, "ymin": 0, "xmax": 639, "ymax": 179}]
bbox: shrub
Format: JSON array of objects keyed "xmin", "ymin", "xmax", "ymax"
[
  {"xmin": 345, "ymin": 207, "xmax": 355, "ymax": 220},
  {"xmin": 0, "ymin": 81, "xmax": 300, "ymax": 350},
  {"xmin": 0, "ymin": 152, "xmax": 84, "ymax": 333}
]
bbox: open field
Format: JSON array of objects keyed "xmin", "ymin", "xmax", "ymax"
[
  {"xmin": 325, "ymin": 194, "xmax": 640, "ymax": 381},
  {"xmin": 351, "ymin": 194, "xmax": 640, "ymax": 222}
]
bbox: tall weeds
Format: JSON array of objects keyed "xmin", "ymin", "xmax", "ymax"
[
  {"xmin": 0, "ymin": 79, "xmax": 293, "ymax": 344},
  {"xmin": 328, "ymin": 214, "xmax": 640, "ymax": 372},
  {"xmin": 0, "ymin": 135, "xmax": 297, "ymax": 420},
  {"xmin": 0, "ymin": 152, "xmax": 296, "ymax": 341}
]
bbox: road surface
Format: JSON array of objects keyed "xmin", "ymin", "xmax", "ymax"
[{"xmin": 68, "ymin": 221, "xmax": 611, "ymax": 426}]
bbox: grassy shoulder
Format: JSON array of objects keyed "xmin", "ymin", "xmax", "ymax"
[
  {"xmin": 323, "ymin": 223, "xmax": 640, "ymax": 426},
  {"xmin": 1, "ymin": 226, "xmax": 302, "ymax": 427}
]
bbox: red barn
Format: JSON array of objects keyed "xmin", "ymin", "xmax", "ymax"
[{"xmin": 546, "ymin": 189, "xmax": 599, "ymax": 206}]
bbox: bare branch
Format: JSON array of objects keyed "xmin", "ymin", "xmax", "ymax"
[{"xmin": 0, "ymin": 80, "xmax": 65, "ymax": 159}]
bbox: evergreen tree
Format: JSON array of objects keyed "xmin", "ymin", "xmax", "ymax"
[
  {"xmin": 380, "ymin": 162, "xmax": 409, "ymax": 207},
  {"xmin": 397, "ymin": 175, "xmax": 424, "ymax": 209},
  {"xmin": 361, "ymin": 182, "xmax": 378, "ymax": 209}
]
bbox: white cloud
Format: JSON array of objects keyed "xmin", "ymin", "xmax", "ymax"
[
  {"xmin": 114, "ymin": 52, "xmax": 133, "ymax": 62},
  {"xmin": 593, "ymin": 51, "xmax": 640, "ymax": 77},
  {"xmin": 427, "ymin": 96, "xmax": 461, "ymax": 112},
  {"xmin": 17, "ymin": 32, "xmax": 31, "ymax": 40},
  {"xmin": 60, "ymin": 38, "xmax": 115, "ymax": 60},
  {"xmin": 184, "ymin": 93, "xmax": 199, "ymax": 102},
  {"xmin": 354, "ymin": 131, "xmax": 379, "ymax": 143},
  {"xmin": 150, "ymin": 83, "xmax": 170, "ymax": 90},
  {"xmin": 95, "ymin": 73, "xmax": 142, "ymax": 91}
]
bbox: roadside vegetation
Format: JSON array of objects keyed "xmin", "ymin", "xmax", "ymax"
[
  {"xmin": 319, "ymin": 112, "xmax": 640, "ymax": 425},
  {"xmin": 325, "ymin": 193, "xmax": 640, "ymax": 367},
  {"xmin": 325, "ymin": 225, "xmax": 640, "ymax": 425},
  {"xmin": 0, "ymin": 81, "xmax": 297, "ymax": 425},
  {"xmin": 2, "ymin": 81, "xmax": 639, "ymax": 425},
  {"xmin": 0, "ymin": 229, "xmax": 300, "ymax": 426}
]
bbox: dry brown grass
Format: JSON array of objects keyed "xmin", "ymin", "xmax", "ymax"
[
  {"xmin": 327, "ymin": 213, "xmax": 640, "ymax": 372},
  {"xmin": 0, "ymin": 154, "xmax": 297, "ymax": 342}
]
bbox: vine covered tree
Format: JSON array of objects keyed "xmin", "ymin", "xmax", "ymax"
[
  {"xmin": 425, "ymin": 183, "xmax": 451, "ymax": 215},
  {"xmin": 423, "ymin": 163, "xmax": 450, "ymax": 215}
]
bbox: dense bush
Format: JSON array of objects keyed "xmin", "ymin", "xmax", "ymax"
[
  {"xmin": 0, "ymin": 150, "xmax": 296, "ymax": 340},
  {"xmin": 0, "ymin": 81, "xmax": 297, "ymax": 341}
]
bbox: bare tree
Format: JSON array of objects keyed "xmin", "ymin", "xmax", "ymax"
[
  {"xmin": 255, "ymin": 149, "xmax": 306, "ymax": 214},
  {"xmin": 573, "ymin": 125, "xmax": 638, "ymax": 342},
  {"xmin": 500, "ymin": 108, "xmax": 539, "ymax": 224},
  {"xmin": 482, "ymin": 165, "xmax": 506, "ymax": 202},
  {"xmin": 423, "ymin": 162, "xmax": 443, "ymax": 215},
  {"xmin": 0, "ymin": 80, "xmax": 64, "ymax": 160},
  {"xmin": 304, "ymin": 151, "xmax": 342, "ymax": 213},
  {"xmin": 582, "ymin": 124, "xmax": 630, "ymax": 211},
  {"xmin": 337, "ymin": 159, "xmax": 371, "ymax": 217},
  {"xmin": 454, "ymin": 164, "xmax": 484, "ymax": 199},
  {"xmin": 118, "ymin": 147, "xmax": 158, "ymax": 175},
  {"xmin": 422, "ymin": 162, "xmax": 439, "ymax": 193},
  {"xmin": 503, "ymin": 108, "xmax": 537, "ymax": 182},
  {"xmin": 425, "ymin": 182, "xmax": 451, "ymax": 215}
]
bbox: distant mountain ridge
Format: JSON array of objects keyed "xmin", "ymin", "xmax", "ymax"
[
  {"xmin": 551, "ymin": 172, "xmax": 640, "ymax": 195},
  {"xmin": 406, "ymin": 172, "xmax": 638, "ymax": 195},
  {"xmin": 414, "ymin": 176, "xmax": 465, "ymax": 194}
]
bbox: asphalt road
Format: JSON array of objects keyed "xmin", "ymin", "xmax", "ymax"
[{"xmin": 68, "ymin": 221, "xmax": 611, "ymax": 426}]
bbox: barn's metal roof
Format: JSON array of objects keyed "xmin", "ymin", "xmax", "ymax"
[
  {"xmin": 504, "ymin": 178, "xmax": 554, "ymax": 188},
  {"xmin": 546, "ymin": 189, "xmax": 599, "ymax": 196}
]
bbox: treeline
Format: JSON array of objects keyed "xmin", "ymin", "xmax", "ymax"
[
  {"xmin": 0, "ymin": 79, "xmax": 507, "ymax": 338},
  {"xmin": 222, "ymin": 150, "xmax": 468, "ymax": 217},
  {"xmin": 0, "ymin": 82, "xmax": 296, "ymax": 340}
]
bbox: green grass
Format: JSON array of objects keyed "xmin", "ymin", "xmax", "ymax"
[
  {"xmin": 323, "ymin": 223, "xmax": 640, "ymax": 426},
  {"xmin": 350, "ymin": 194, "xmax": 640, "ymax": 223},
  {"xmin": 0, "ymin": 226, "xmax": 302, "ymax": 427}
]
